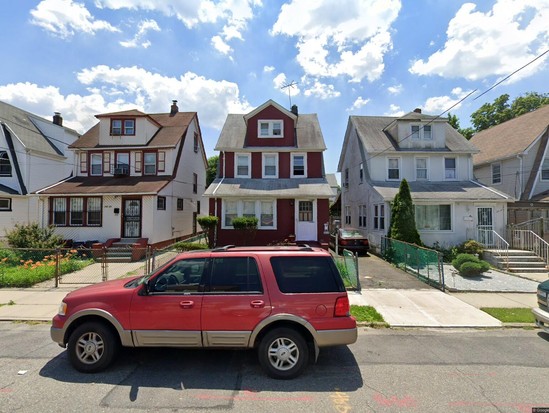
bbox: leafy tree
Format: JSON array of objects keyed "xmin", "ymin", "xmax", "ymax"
[
  {"xmin": 447, "ymin": 113, "xmax": 460, "ymax": 130},
  {"xmin": 510, "ymin": 92, "xmax": 549, "ymax": 117},
  {"xmin": 470, "ymin": 94, "xmax": 513, "ymax": 132},
  {"xmin": 388, "ymin": 179, "xmax": 422, "ymax": 245},
  {"xmin": 459, "ymin": 127, "xmax": 475, "ymax": 140},
  {"xmin": 206, "ymin": 155, "xmax": 219, "ymax": 187},
  {"xmin": 448, "ymin": 113, "xmax": 475, "ymax": 140},
  {"xmin": 197, "ymin": 215, "xmax": 219, "ymax": 248}
]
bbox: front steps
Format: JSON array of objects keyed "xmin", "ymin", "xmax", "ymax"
[
  {"xmin": 106, "ymin": 238, "xmax": 141, "ymax": 262},
  {"xmin": 483, "ymin": 249, "xmax": 548, "ymax": 273}
]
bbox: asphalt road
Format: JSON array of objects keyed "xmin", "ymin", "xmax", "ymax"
[{"xmin": 2, "ymin": 322, "xmax": 549, "ymax": 412}]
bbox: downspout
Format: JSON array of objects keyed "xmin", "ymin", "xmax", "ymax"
[{"xmin": 212, "ymin": 151, "xmax": 226, "ymax": 246}]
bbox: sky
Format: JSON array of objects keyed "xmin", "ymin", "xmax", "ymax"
[{"xmin": 1, "ymin": 0, "xmax": 548, "ymax": 177}]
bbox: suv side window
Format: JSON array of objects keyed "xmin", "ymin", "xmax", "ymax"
[
  {"xmin": 270, "ymin": 256, "xmax": 344, "ymax": 293},
  {"xmin": 207, "ymin": 256, "xmax": 262, "ymax": 293},
  {"xmin": 151, "ymin": 258, "xmax": 206, "ymax": 293}
]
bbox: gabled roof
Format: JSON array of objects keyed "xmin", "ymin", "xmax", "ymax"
[
  {"xmin": 69, "ymin": 111, "xmax": 197, "ymax": 149},
  {"xmin": 471, "ymin": 104, "xmax": 549, "ymax": 166},
  {"xmin": 215, "ymin": 113, "xmax": 326, "ymax": 151},
  {"xmin": 0, "ymin": 100, "xmax": 79, "ymax": 156},
  {"xmin": 243, "ymin": 99, "xmax": 297, "ymax": 123}
]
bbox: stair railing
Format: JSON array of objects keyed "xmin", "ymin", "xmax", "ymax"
[
  {"xmin": 467, "ymin": 227, "xmax": 509, "ymax": 270},
  {"xmin": 510, "ymin": 229, "xmax": 549, "ymax": 268}
]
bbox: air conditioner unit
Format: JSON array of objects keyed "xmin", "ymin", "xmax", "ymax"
[{"xmin": 113, "ymin": 167, "xmax": 129, "ymax": 176}]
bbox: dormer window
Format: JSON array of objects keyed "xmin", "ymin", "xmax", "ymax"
[
  {"xmin": 258, "ymin": 120, "xmax": 283, "ymax": 138},
  {"xmin": 411, "ymin": 124, "xmax": 432, "ymax": 140},
  {"xmin": 111, "ymin": 119, "xmax": 135, "ymax": 136},
  {"xmin": 0, "ymin": 151, "xmax": 12, "ymax": 176}
]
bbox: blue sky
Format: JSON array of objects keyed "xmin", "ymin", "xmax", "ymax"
[{"xmin": 1, "ymin": 0, "xmax": 548, "ymax": 176}]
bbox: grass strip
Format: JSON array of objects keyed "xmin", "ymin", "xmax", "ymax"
[
  {"xmin": 481, "ymin": 307, "xmax": 536, "ymax": 323},
  {"xmin": 350, "ymin": 305, "xmax": 385, "ymax": 323}
]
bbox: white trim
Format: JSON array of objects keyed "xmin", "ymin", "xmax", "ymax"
[
  {"xmin": 234, "ymin": 153, "xmax": 251, "ymax": 178},
  {"xmin": 262, "ymin": 153, "xmax": 279, "ymax": 179},
  {"xmin": 444, "ymin": 156, "xmax": 458, "ymax": 180},
  {"xmin": 415, "ymin": 156, "xmax": 429, "ymax": 181},
  {"xmin": 221, "ymin": 199, "xmax": 277, "ymax": 230},
  {"xmin": 90, "ymin": 153, "xmax": 102, "ymax": 176},
  {"xmin": 386, "ymin": 157, "xmax": 401, "ymax": 181},
  {"xmin": 258, "ymin": 119, "xmax": 284, "ymax": 138},
  {"xmin": 291, "ymin": 153, "xmax": 307, "ymax": 178},
  {"xmin": 491, "ymin": 162, "xmax": 502, "ymax": 185}
]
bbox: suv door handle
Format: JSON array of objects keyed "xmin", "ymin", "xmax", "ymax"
[
  {"xmin": 250, "ymin": 300, "xmax": 265, "ymax": 308},
  {"xmin": 180, "ymin": 300, "xmax": 194, "ymax": 309}
]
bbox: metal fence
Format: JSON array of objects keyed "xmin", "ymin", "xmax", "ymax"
[
  {"xmin": 380, "ymin": 237, "xmax": 445, "ymax": 291},
  {"xmin": 332, "ymin": 249, "xmax": 360, "ymax": 291}
]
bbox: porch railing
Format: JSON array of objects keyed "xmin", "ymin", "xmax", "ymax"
[
  {"xmin": 509, "ymin": 229, "xmax": 549, "ymax": 268},
  {"xmin": 466, "ymin": 227, "xmax": 509, "ymax": 270},
  {"xmin": 507, "ymin": 218, "xmax": 546, "ymax": 238}
]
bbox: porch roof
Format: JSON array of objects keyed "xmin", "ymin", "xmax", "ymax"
[
  {"xmin": 35, "ymin": 176, "xmax": 172, "ymax": 196},
  {"xmin": 372, "ymin": 180, "xmax": 513, "ymax": 202},
  {"xmin": 204, "ymin": 178, "xmax": 334, "ymax": 198}
]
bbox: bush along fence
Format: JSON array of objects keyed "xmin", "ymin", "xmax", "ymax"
[
  {"xmin": 380, "ymin": 237, "xmax": 445, "ymax": 291},
  {"xmin": 333, "ymin": 249, "xmax": 361, "ymax": 291}
]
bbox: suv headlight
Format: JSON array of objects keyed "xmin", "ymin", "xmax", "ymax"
[{"xmin": 58, "ymin": 302, "xmax": 67, "ymax": 316}]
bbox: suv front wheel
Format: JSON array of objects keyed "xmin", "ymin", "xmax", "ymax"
[
  {"xmin": 67, "ymin": 321, "xmax": 119, "ymax": 373},
  {"xmin": 258, "ymin": 327, "xmax": 309, "ymax": 379}
]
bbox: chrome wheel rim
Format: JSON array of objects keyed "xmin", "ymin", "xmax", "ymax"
[
  {"xmin": 76, "ymin": 332, "xmax": 104, "ymax": 365},
  {"xmin": 267, "ymin": 337, "xmax": 299, "ymax": 371}
]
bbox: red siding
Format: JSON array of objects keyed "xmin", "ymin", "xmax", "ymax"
[
  {"xmin": 219, "ymin": 152, "xmax": 234, "ymax": 178},
  {"xmin": 251, "ymin": 152, "xmax": 262, "ymax": 179},
  {"xmin": 279, "ymin": 152, "xmax": 290, "ymax": 179},
  {"xmin": 307, "ymin": 152, "xmax": 323, "ymax": 178},
  {"xmin": 246, "ymin": 106, "xmax": 295, "ymax": 147}
]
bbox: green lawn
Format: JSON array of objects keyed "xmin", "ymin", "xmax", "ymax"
[
  {"xmin": 481, "ymin": 307, "xmax": 536, "ymax": 323},
  {"xmin": 350, "ymin": 305, "xmax": 386, "ymax": 324}
]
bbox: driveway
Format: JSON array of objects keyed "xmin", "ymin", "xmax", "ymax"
[{"xmin": 357, "ymin": 253, "xmax": 432, "ymax": 289}]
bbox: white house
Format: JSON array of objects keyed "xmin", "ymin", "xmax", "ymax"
[
  {"xmin": 36, "ymin": 101, "xmax": 208, "ymax": 248},
  {"xmin": 337, "ymin": 109, "xmax": 512, "ymax": 250},
  {"xmin": 0, "ymin": 101, "xmax": 78, "ymax": 242}
]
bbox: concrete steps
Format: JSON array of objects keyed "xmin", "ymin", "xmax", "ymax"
[
  {"xmin": 483, "ymin": 249, "xmax": 547, "ymax": 273},
  {"xmin": 105, "ymin": 238, "xmax": 140, "ymax": 262}
]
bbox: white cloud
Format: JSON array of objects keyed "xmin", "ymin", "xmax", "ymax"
[
  {"xmin": 271, "ymin": 0, "xmax": 401, "ymax": 82},
  {"xmin": 95, "ymin": 0, "xmax": 263, "ymax": 56},
  {"xmin": 387, "ymin": 84, "xmax": 403, "ymax": 95},
  {"xmin": 303, "ymin": 81, "xmax": 340, "ymax": 99},
  {"xmin": 422, "ymin": 87, "xmax": 473, "ymax": 114},
  {"xmin": 30, "ymin": 0, "xmax": 119, "ymax": 38},
  {"xmin": 0, "ymin": 66, "xmax": 252, "ymax": 133},
  {"xmin": 347, "ymin": 97, "xmax": 370, "ymax": 112},
  {"xmin": 273, "ymin": 74, "xmax": 301, "ymax": 97},
  {"xmin": 263, "ymin": 66, "xmax": 275, "ymax": 73},
  {"xmin": 120, "ymin": 19, "xmax": 160, "ymax": 48},
  {"xmin": 273, "ymin": 73, "xmax": 287, "ymax": 89},
  {"xmin": 385, "ymin": 104, "xmax": 405, "ymax": 117},
  {"xmin": 410, "ymin": 0, "xmax": 549, "ymax": 81}
]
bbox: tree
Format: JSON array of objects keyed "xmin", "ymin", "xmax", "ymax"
[
  {"xmin": 6, "ymin": 223, "xmax": 64, "ymax": 249},
  {"xmin": 448, "ymin": 113, "xmax": 475, "ymax": 140},
  {"xmin": 197, "ymin": 215, "xmax": 218, "ymax": 248},
  {"xmin": 470, "ymin": 94, "xmax": 513, "ymax": 132},
  {"xmin": 388, "ymin": 179, "xmax": 422, "ymax": 245},
  {"xmin": 206, "ymin": 155, "xmax": 219, "ymax": 187},
  {"xmin": 510, "ymin": 92, "xmax": 549, "ymax": 117},
  {"xmin": 447, "ymin": 113, "xmax": 460, "ymax": 130}
]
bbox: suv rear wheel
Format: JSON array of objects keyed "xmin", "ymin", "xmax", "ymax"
[
  {"xmin": 67, "ymin": 321, "xmax": 118, "ymax": 373},
  {"xmin": 258, "ymin": 327, "xmax": 309, "ymax": 379}
]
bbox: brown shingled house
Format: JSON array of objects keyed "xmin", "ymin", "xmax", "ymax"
[
  {"xmin": 472, "ymin": 104, "xmax": 549, "ymax": 231},
  {"xmin": 36, "ymin": 101, "xmax": 208, "ymax": 249}
]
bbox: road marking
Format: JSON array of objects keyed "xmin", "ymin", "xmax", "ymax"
[
  {"xmin": 331, "ymin": 388, "xmax": 352, "ymax": 412},
  {"xmin": 373, "ymin": 393, "xmax": 417, "ymax": 408}
]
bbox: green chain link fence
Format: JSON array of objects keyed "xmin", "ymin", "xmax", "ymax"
[{"xmin": 333, "ymin": 249, "xmax": 360, "ymax": 291}]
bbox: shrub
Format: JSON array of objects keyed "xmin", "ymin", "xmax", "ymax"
[
  {"xmin": 0, "ymin": 248, "xmax": 19, "ymax": 266},
  {"xmin": 173, "ymin": 242, "xmax": 208, "ymax": 251},
  {"xmin": 452, "ymin": 253, "xmax": 490, "ymax": 276},
  {"xmin": 460, "ymin": 240, "xmax": 484, "ymax": 255},
  {"xmin": 197, "ymin": 216, "xmax": 219, "ymax": 248},
  {"xmin": 5, "ymin": 223, "xmax": 64, "ymax": 249},
  {"xmin": 232, "ymin": 217, "xmax": 258, "ymax": 246},
  {"xmin": 451, "ymin": 253, "xmax": 479, "ymax": 271}
]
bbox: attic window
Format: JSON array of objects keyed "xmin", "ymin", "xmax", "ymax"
[
  {"xmin": 0, "ymin": 151, "xmax": 12, "ymax": 176},
  {"xmin": 111, "ymin": 119, "xmax": 135, "ymax": 136},
  {"xmin": 411, "ymin": 124, "xmax": 432, "ymax": 140},
  {"xmin": 258, "ymin": 120, "xmax": 283, "ymax": 138}
]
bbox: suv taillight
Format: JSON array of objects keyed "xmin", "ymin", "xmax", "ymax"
[{"xmin": 334, "ymin": 296, "xmax": 350, "ymax": 317}]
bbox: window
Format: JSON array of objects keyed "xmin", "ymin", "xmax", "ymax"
[
  {"xmin": 144, "ymin": 153, "xmax": 156, "ymax": 175},
  {"xmin": 177, "ymin": 198, "xmax": 184, "ymax": 211},
  {"xmin": 359, "ymin": 205, "xmax": 367, "ymax": 228},
  {"xmin": 0, "ymin": 198, "xmax": 11, "ymax": 211},
  {"xmin": 388, "ymin": 158, "xmax": 400, "ymax": 180},
  {"xmin": 374, "ymin": 204, "xmax": 385, "ymax": 230},
  {"xmin": 299, "ymin": 201, "xmax": 313, "ymax": 222},
  {"xmin": 258, "ymin": 120, "xmax": 283, "ymax": 138},
  {"xmin": 263, "ymin": 154, "xmax": 278, "ymax": 178},
  {"xmin": 116, "ymin": 153, "xmax": 130, "ymax": 175},
  {"xmin": 90, "ymin": 153, "xmax": 102, "ymax": 176},
  {"xmin": 260, "ymin": 201, "xmax": 274, "ymax": 227},
  {"xmin": 492, "ymin": 163, "xmax": 501, "ymax": 184},
  {"xmin": 51, "ymin": 197, "xmax": 101, "ymax": 226},
  {"xmin": 197, "ymin": 200, "xmax": 201, "ymax": 214},
  {"xmin": 157, "ymin": 196, "xmax": 166, "ymax": 210},
  {"xmin": 270, "ymin": 256, "xmax": 344, "ymax": 293},
  {"xmin": 111, "ymin": 118, "xmax": 135, "ymax": 136},
  {"xmin": 158, "ymin": 151, "xmax": 166, "ymax": 172},
  {"xmin": 209, "ymin": 257, "xmax": 262, "ymax": 293},
  {"xmin": 291, "ymin": 154, "xmax": 306, "ymax": 177},
  {"xmin": 411, "ymin": 124, "xmax": 432, "ymax": 140},
  {"xmin": 79, "ymin": 152, "xmax": 87, "ymax": 174},
  {"xmin": 243, "ymin": 200, "xmax": 255, "ymax": 217},
  {"xmin": 415, "ymin": 205, "xmax": 451, "ymax": 230},
  {"xmin": 359, "ymin": 163, "xmax": 364, "ymax": 183},
  {"xmin": 345, "ymin": 205, "xmax": 351, "ymax": 225},
  {"xmin": 103, "ymin": 152, "xmax": 111, "ymax": 174},
  {"xmin": 224, "ymin": 200, "xmax": 238, "ymax": 226},
  {"xmin": 235, "ymin": 153, "xmax": 251, "ymax": 178},
  {"xmin": 193, "ymin": 173, "xmax": 198, "ymax": 193},
  {"xmin": 135, "ymin": 151, "xmax": 142, "ymax": 173},
  {"xmin": 150, "ymin": 258, "xmax": 206, "ymax": 293},
  {"xmin": 344, "ymin": 168, "xmax": 349, "ymax": 188},
  {"xmin": 416, "ymin": 158, "xmax": 428, "ymax": 180},
  {"xmin": 411, "ymin": 125, "xmax": 420, "ymax": 140},
  {"xmin": 223, "ymin": 200, "xmax": 276, "ymax": 229},
  {"xmin": 194, "ymin": 132, "xmax": 199, "ymax": 153},
  {"xmin": 424, "ymin": 125, "xmax": 432, "ymax": 140},
  {"xmin": 542, "ymin": 159, "xmax": 549, "ymax": 180},
  {"xmin": 444, "ymin": 157, "xmax": 457, "ymax": 179}
]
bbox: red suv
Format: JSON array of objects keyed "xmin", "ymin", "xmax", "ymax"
[{"xmin": 51, "ymin": 245, "xmax": 357, "ymax": 379}]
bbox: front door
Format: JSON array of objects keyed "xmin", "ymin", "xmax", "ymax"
[
  {"xmin": 123, "ymin": 198, "xmax": 141, "ymax": 238},
  {"xmin": 295, "ymin": 200, "xmax": 317, "ymax": 241},
  {"xmin": 476, "ymin": 207, "xmax": 494, "ymax": 246}
]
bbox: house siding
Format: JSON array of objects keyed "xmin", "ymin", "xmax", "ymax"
[{"xmin": 246, "ymin": 106, "xmax": 295, "ymax": 147}]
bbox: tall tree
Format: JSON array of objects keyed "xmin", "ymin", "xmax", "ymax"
[
  {"xmin": 470, "ymin": 94, "xmax": 513, "ymax": 132},
  {"xmin": 388, "ymin": 179, "xmax": 422, "ymax": 245},
  {"xmin": 448, "ymin": 112, "xmax": 475, "ymax": 140},
  {"xmin": 510, "ymin": 92, "xmax": 549, "ymax": 117},
  {"xmin": 206, "ymin": 155, "xmax": 219, "ymax": 187}
]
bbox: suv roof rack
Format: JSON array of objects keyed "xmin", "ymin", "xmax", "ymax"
[
  {"xmin": 211, "ymin": 244, "xmax": 317, "ymax": 252},
  {"xmin": 212, "ymin": 245, "xmax": 236, "ymax": 252}
]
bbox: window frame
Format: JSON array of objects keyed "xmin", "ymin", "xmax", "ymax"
[
  {"xmin": 79, "ymin": 152, "xmax": 87, "ymax": 174},
  {"xmin": 262, "ymin": 153, "xmax": 278, "ymax": 179},
  {"xmin": 235, "ymin": 153, "xmax": 251, "ymax": 178},
  {"xmin": 193, "ymin": 132, "xmax": 199, "ymax": 153},
  {"xmin": 143, "ymin": 152, "xmax": 157, "ymax": 176},
  {"xmin": 115, "ymin": 152, "xmax": 130, "ymax": 175},
  {"xmin": 359, "ymin": 162, "xmax": 364, "ymax": 184},
  {"xmin": 491, "ymin": 162, "xmax": 502, "ymax": 184},
  {"xmin": 50, "ymin": 196, "xmax": 102, "ymax": 227},
  {"xmin": 387, "ymin": 157, "xmax": 400, "ymax": 181},
  {"xmin": 0, "ymin": 198, "xmax": 11, "ymax": 211},
  {"xmin": 358, "ymin": 204, "xmax": 367, "ymax": 228},
  {"xmin": 258, "ymin": 120, "xmax": 284, "ymax": 138},
  {"xmin": 415, "ymin": 157, "xmax": 429, "ymax": 181},
  {"xmin": 222, "ymin": 199, "xmax": 277, "ymax": 230},
  {"xmin": 415, "ymin": 204, "xmax": 452, "ymax": 231},
  {"xmin": 177, "ymin": 198, "xmax": 184, "ymax": 211},
  {"xmin": 291, "ymin": 153, "xmax": 307, "ymax": 178},
  {"xmin": 345, "ymin": 205, "xmax": 351, "ymax": 225},
  {"xmin": 444, "ymin": 157, "xmax": 457, "ymax": 180},
  {"xmin": 541, "ymin": 158, "xmax": 549, "ymax": 181},
  {"xmin": 90, "ymin": 153, "xmax": 103, "ymax": 176},
  {"xmin": 193, "ymin": 173, "xmax": 198, "ymax": 194},
  {"xmin": 374, "ymin": 204, "xmax": 385, "ymax": 230},
  {"xmin": 157, "ymin": 196, "xmax": 166, "ymax": 210},
  {"xmin": 110, "ymin": 118, "xmax": 136, "ymax": 136}
]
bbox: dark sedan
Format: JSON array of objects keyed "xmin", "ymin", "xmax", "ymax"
[{"xmin": 329, "ymin": 228, "xmax": 369, "ymax": 255}]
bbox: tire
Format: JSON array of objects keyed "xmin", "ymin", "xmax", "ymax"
[
  {"xmin": 67, "ymin": 321, "xmax": 119, "ymax": 373},
  {"xmin": 258, "ymin": 327, "xmax": 309, "ymax": 379}
]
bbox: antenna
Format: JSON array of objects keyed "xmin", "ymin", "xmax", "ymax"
[{"xmin": 281, "ymin": 81, "xmax": 297, "ymax": 107}]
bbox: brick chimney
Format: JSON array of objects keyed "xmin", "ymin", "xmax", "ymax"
[
  {"xmin": 170, "ymin": 100, "xmax": 179, "ymax": 116},
  {"xmin": 291, "ymin": 104, "xmax": 298, "ymax": 116},
  {"xmin": 53, "ymin": 112, "xmax": 63, "ymax": 126},
  {"xmin": 413, "ymin": 108, "xmax": 422, "ymax": 114}
]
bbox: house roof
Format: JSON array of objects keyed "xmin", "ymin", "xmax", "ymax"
[
  {"xmin": 243, "ymin": 99, "xmax": 297, "ymax": 122},
  {"xmin": 348, "ymin": 114, "xmax": 478, "ymax": 154},
  {"xmin": 371, "ymin": 180, "xmax": 512, "ymax": 202},
  {"xmin": 0, "ymin": 100, "xmax": 79, "ymax": 157},
  {"xmin": 35, "ymin": 175, "xmax": 172, "ymax": 195},
  {"xmin": 471, "ymin": 104, "xmax": 549, "ymax": 165},
  {"xmin": 69, "ymin": 111, "xmax": 197, "ymax": 149},
  {"xmin": 203, "ymin": 178, "xmax": 334, "ymax": 198},
  {"xmin": 0, "ymin": 183, "xmax": 19, "ymax": 195},
  {"xmin": 215, "ymin": 113, "xmax": 326, "ymax": 151}
]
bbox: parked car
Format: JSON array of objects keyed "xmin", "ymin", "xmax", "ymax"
[
  {"xmin": 533, "ymin": 279, "xmax": 549, "ymax": 334},
  {"xmin": 329, "ymin": 227, "xmax": 369, "ymax": 255},
  {"xmin": 51, "ymin": 245, "xmax": 357, "ymax": 379}
]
